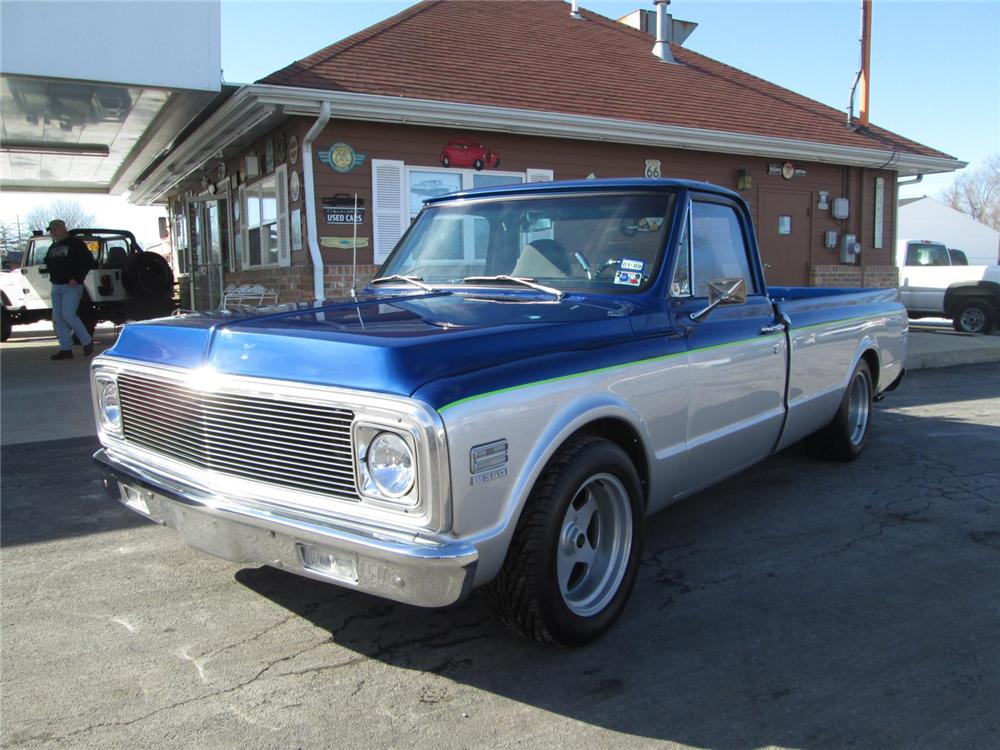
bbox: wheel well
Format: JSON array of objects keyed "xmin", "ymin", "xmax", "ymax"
[
  {"xmin": 944, "ymin": 282, "xmax": 1000, "ymax": 315},
  {"xmin": 565, "ymin": 418, "xmax": 649, "ymax": 506},
  {"xmin": 861, "ymin": 349, "xmax": 880, "ymax": 391}
]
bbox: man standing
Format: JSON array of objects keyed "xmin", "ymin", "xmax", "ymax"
[{"xmin": 44, "ymin": 219, "xmax": 96, "ymax": 360}]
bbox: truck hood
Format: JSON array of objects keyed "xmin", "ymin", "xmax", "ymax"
[{"xmin": 104, "ymin": 292, "xmax": 636, "ymax": 397}]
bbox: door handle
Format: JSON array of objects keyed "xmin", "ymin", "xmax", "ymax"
[{"xmin": 759, "ymin": 323, "xmax": 785, "ymax": 334}]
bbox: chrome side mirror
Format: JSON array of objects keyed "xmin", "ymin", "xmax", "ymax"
[{"xmin": 690, "ymin": 277, "xmax": 747, "ymax": 322}]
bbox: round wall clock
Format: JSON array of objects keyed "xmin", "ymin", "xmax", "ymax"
[
  {"xmin": 781, "ymin": 162, "xmax": 795, "ymax": 180},
  {"xmin": 288, "ymin": 135, "xmax": 299, "ymax": 165},
  {"xmin": 276, "ymin": 133, "xmax": 287, "ymax": 163},
  {"xmin": 290, "ymin": 170, "xmax": 301, "ymax": 203}
]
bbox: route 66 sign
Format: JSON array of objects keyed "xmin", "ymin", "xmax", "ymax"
[
  {"xmin": 318, "ymin": 142, "xmax": 366, "ymax": 174},
  {"xmin": 644, "ymin": 159, "xmax": 662, "ymax": 178}
]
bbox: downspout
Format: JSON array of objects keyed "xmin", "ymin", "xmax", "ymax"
[{"xmin": 303, "ymin": 101, "xmax": 331, "ymax": 301}]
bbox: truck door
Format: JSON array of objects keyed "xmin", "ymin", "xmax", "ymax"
[
  {"xmin": 670, "ymin": 195, "xmax": 787, "ymax": 496},
  {"xmin": 899, "ymin": 241, "xmax": 949, "ymax": 313},
  {"xmin": 18, "ymin": 238, "xmax": 54, "ymax": 310}
]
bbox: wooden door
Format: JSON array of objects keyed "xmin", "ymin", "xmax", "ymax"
[{"xmin": 758, "ymin": 191, "xmax": 812, "ymax": 287}]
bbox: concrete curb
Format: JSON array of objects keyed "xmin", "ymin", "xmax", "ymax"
[{"xmin": 907, "ymin": 329, "xmax": 1000, "ymax": 371}]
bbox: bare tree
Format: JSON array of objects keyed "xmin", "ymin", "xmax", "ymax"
[
  {"xmin": 25, "ymin": 200, "xmax": 96, "ymax": 232},
  {"xmin": 942, "ymin": 154, "xmax": 1000, "ymax": 232},
  {"xmin": 0, "ymin": 222, "xmax": 32, "ymax": 256}
]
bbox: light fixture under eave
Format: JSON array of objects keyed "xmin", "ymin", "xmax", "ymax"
[{"xmin": 0, "ymin": 141, "xmax": 111, "ymax": 157}]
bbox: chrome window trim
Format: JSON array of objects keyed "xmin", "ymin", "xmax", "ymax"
[{"xmin": 91, "ymin": 356, "xmax": 451, "ymax": 533}]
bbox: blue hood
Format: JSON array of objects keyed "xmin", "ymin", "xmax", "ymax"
[{"xmin": 105, "ymin": 292, "xmax": 636, "ymax": 397}]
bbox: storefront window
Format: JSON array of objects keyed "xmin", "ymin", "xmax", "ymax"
[
  {"xmin": 406, "ymin": 167, "xmax": 524, "ymax": 220},
  {"xmin": 245, "ymin": 176, "xmax": 279, "ymax": 267}
]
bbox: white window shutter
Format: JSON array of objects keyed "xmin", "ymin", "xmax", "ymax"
[
  {"xmin": 526, "ymin": 168, "xmax": 554, "ymax": 183},
  {"xmin": 275, "ymin": 164, "xmax": 291, "ymax": 267},
  {"xmin": 237, "ymin": 184, "xmax": 247, "ymax": 271},
  {"xmin": 372, "ymin": 159, "xmax": 406, "ymax": 265}
]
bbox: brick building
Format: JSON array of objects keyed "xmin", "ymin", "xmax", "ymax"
[{"xmin": 126, "ymin": 0, "xmax": 963, "ymax": 310}]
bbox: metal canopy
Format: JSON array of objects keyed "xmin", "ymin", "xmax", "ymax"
[{"xmin": 0, "ymin": 74, "xmax": 218, "ymax": 196}]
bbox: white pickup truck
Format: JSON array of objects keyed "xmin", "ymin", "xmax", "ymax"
[
  {"xmin": 0, "ymin": 229, "xmax": 174, "ymax": 342},
  {"xmin": 896, "ymin": 239, "xmax": 1000, "ymax": 334}
]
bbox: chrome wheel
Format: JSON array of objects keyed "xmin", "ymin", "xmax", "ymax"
[
  {"xmin": 847, "ymin": 370, "xmax": 871, "ymax": 446},
  {"xmin": 959, "ymin": 306, "xmax": 986, "ymax": 333},
  {"xmin": 557, "ymin": 473, "xmax": 633, "ymax": 617}
]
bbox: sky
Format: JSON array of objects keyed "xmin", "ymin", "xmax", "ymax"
[{"xmin": 3, "ymin": 0, "xmax": 997, "ymax": 239}]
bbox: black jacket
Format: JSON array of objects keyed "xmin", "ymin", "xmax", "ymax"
[{"xmin": 45, "ymin": 237, "xmax": 96, "ymax": 285}]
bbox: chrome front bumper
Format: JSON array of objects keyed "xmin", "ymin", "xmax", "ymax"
[{"xmin": 95, "ymin": 449, "xmax": 478, "ymax": 608}]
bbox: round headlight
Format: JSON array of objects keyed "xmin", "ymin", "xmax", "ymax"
[
  {"xmin": 98, "ymin": 379, "xmax": 121, "ymax": 432},
  {"xmin": 366, "ymin": 432, "xmax": 415, "ymax": 498}
]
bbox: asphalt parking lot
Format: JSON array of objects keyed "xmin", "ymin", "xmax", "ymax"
[{"xmin": 2, "ymin": 332, "xmax": 999, "ymax": 749}]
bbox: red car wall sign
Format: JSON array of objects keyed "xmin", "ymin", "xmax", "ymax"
[{"xmin": 440, "ymin": 139, "xmax": 500, "ymax": 171}]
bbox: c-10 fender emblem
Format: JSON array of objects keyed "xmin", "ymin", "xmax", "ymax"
[{"xmin": 471, "ymin": 466, "xmax": 508, "ymax": 485}]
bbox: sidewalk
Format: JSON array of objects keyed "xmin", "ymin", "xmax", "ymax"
[{"xmin": 907, "ymin": 319, "xmax": 1000, "ymax": 370}]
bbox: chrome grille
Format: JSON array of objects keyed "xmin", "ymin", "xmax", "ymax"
[{"xmin": 116, "ymin": 372, "xmax": 359, "ymax": 501}]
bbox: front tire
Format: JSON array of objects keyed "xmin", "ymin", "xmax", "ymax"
[
  {"xmin": 805, "ymin": 359, "xmax": 873, "ymax": 461},
  {"xmin": 952, "ymin": 299, "xmax": 995, "ymax": 334},
  {"xmin": 487, "ymin": 437, "xmax": 644, "ymax": 646}
]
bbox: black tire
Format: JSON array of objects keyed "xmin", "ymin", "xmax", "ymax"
[
  {"xmin": 473, "ymin": 159, "xmax": 484, "ymax": 171},
  {"xmin": 1, "ymin": 307, "xmax": 11, "ymax": 342},
  {"xmin": 494, "ymin": 159, "xmax": 501, "ymax": 168},
  {"xmin": 952, "ymin": 299, "xmax": 995, "ymax": 334},
  {"xmin": 441, "ymin": 156, "xmax": 451, "ymax": 168},
  {"xmin": 486, "ymin": 437, "xmax": 644, "ymax": 646},
  {"xmin": 124, "ymin": 251, "xmax": 174, "ymax": 298},
  {"xmin": 804, "ymin": 359, "xmax": 873, "ymax": 461}
]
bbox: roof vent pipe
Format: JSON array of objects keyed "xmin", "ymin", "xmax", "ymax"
[
  {"xmin": 570, "ymin": 0, "xmax": 582, "ymax": 19},
  {"xmin": 652, "ymin": 0, "xmax": 675, "ymax": 63}
]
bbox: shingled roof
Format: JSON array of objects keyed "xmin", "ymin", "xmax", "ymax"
[{"xmin": 259, "ymin": 0, "xmax": 951, "ymax": 161}]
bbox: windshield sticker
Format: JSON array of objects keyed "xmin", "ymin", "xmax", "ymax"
[
  {"xmin": 620, "ymin": 258, "xmax": 645, "ymax": 272},
  {"xmin": 614, "ymin": 270, "xmax": 644, "ymax": 287}
]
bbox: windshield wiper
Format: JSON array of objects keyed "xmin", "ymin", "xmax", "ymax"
[
  {"xmin": 370, "ymin": 275, "xmax": 438, "ymax": 293},
  {"xmin": 461, "ymin": 275, "xmax": 565, "ymax": 300}
]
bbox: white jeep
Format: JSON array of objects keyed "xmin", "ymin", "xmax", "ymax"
[{"xmin": 0, "ymin": 229, "xmax": 175, "ymax": 342}]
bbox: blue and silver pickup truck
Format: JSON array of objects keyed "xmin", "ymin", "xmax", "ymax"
[{"xmin": 93, "ymin": 179, "xmax": 906, "ymax": 645}]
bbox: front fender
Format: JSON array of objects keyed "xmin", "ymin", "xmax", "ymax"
[{"xmin": 442, "ymin": 384, "xmax": 652, "ymax": 586}]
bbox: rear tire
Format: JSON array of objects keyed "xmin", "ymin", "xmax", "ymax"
[
  {"xmin": 486, "ymin": 437, "xmax": 644, "ymax": 646},
  {"xmin": 804, "ymin": 359, "xmax": 873, "ymax": 461},
  {"xmin": 952, "ymin": 299, "xmax": 995, "ymax": 334}
]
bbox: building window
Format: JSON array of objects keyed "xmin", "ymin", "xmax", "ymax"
[
  {"xmin": 171, "ymin": 200, "xmax": 189, "ymax": 275},
  {"xmin": 406, "ymin": 166, "xmax": 525, "ymax": 221},
  {"xmin": 244, "ymin": 175, "xmax": 279, "ymax": 267}
]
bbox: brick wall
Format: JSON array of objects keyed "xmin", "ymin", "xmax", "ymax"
[
  {"xmin": 224, "ymin": 264, "xmax": 380, "ymax": 303},
  {"xmin": 809, "ymin": 264, "xmax": 898, "ymax": 289}
]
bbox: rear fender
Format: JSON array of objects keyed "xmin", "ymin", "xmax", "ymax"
[{"xmin": 944, "ymin": 281, "xmax": 1000, "ymax": 314}]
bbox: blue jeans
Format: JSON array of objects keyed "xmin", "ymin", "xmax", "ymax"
[{"xmin": 51, "ymin": 283, "xmax": 92, "ymax": 350}]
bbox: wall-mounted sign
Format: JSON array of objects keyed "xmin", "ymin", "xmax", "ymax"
[
  {"xmin": 874, "ymin": 177, "xmax": 885, "ymax": 249},
  {"xmin": 817, "ymin": 191, "xmax": 830, "ymax": 210},
  {"xmin": 216, "ymin": 162, "xmax": 226, "ymax": 181},
  {"xmin": 321, "ymin": 237, "xmax": 370, "ymax": 250},
  {"xmin": 290, "ymin": 171, "xmax": 301, "ymax": 203},
  {"xmin": 276, "ymin": 133, "xmax": 287, "ymax": 163},
  {"xmin": 781, "ymin": 162, "xmax": 794, "ymax": 180},
  {"xmin": 585, "ymin": 172, "xmax": 597, "ymax": 180},
  {"xmin": 768, "ymin": 163, "xmax": 783, "ymax": 176},
  {"xmin": 291, "ymin": 208, "xmax": 302, "ymax": 251},
  {"xmin": 322, "ymin": 194, "xmax": 366, "ymax": 224},
  {"xmin": 265, "ymin": 138, "xmax": 275, "ymax": 174},
  {"xmin": 440, "ymin": 139, "xmax": 500, "ymax": 170},
  {"xmin": 288, "ymin": 135, "xmax": 299, "ymax": 165},
  {"xmin": 644, "ymin": 159, "xmax": 661, "ymax": 178},
  {"xmin": 318, "ymin": 142, "xmax": 366, "ymax": 173}
]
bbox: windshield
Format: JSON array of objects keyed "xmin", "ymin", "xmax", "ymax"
[{"xmin": 377, "ymin": 192, "xmax": 675, "ymax": 293}]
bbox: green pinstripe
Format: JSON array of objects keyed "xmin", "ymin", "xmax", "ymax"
[{"xmin": 436, "ymin": 310, "xmax": 892, "ymax": 413}]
